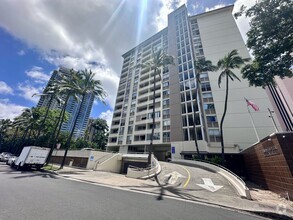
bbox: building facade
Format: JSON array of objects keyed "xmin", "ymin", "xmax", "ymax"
[
  {"xmin": 107, "ymin": 5, "xmax": 280, "ymax": 160},
  {"xmin": 37, "ymin": 67, "xmax": 94, "ymax": 138},
  {"xmin": 266, "ymin": 77, "xmax": 293, "ymax": 132}
]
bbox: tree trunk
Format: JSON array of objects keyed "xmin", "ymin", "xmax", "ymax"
[
  {"xmin": 193, "ymin": 73, "xmax": 200, "ymax": 158},
  {"xmin": 148, "ymin": 70, "xmax": 156, "ymax": 166},
  {"xmin": 46, "ymin": 94, "xmax": 70, "ymax": 164},
  {"xmin": 219, "ymin": 75, "xmax": 229, "ymax": 165},
  {"xmin": 60, "ymin": 94, "xmax": 86, "ymax": 169},
  {"xmin": 9, "ymin": 127, "xmax": 19, "ymax": 152},
  {"xmin": 35, "ymin": 95, "xmax": 54, "ymax": 143}
]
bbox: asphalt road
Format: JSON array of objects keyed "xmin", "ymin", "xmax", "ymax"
[{"xmin": 0, "ymin": 163, "xmax": 266, "ymax": 220}]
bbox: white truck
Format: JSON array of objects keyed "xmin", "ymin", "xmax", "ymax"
[{"xmin": 13, "ymin": 146, "xmax": 50, "ymax": 170}]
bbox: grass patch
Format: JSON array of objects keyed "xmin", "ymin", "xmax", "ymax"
[{"xmin": 43, "ymin": 164, "xmax": 59, "ymax": 171}]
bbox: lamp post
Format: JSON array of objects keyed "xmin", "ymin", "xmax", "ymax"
[{"xmin": 268, "ymin": 108, "xmax": 279, "ymax": 132}]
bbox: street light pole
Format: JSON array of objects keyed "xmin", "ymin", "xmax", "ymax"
[{"xmin": 268, "ymin": 108, "xmax": 279, "ymax": 132}]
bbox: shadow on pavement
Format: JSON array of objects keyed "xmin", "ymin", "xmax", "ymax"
[{"xmin": 12, "ymin": 171, "xmax": 58, "ymax": 179}]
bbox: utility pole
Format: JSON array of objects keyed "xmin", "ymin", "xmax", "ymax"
[{"xmin": 268, "ymin": 108, "xmax": 279, "ymax": 132}]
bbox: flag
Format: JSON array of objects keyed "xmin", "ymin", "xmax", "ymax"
[{"xmin": 245, "ymin": 98, "xmax": 260, "ymax": 111}]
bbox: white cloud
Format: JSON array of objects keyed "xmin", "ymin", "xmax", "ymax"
[
  {"xmin": 233, "ymin": 0, "xmax": 256, "ymax": 44},
  {"xmin": 17, "ymin": 50, "xmax": 25, "ymax": 56},
  {"xmin": 155, "ymin": 0, "xmax": 187, "ymax": 31},
  {"xmin": 25, "ymin": 66, "xmax": 50, "ymax": 83},
  {"xmin": 0, "ymin": 99, "xmax": 26, "ymax": 120},
  {"xmin": 205, "ymin": 4, "xmax": 227, "ymax": 12},
  {"xmin": 17, "ymin": 82, "xmax": 42, "ymax": 103},
  {"xmin": 99, "ymin": 110, "xmax": 113, "ymax": 127},
  {"xmin": 0, "ymin": 81, "xmax": 13, "ymax": 95}
]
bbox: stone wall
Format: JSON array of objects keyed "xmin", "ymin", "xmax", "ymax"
[{"xmin": 241, "ymin": 132, "xmax": 293, "ymax": 198}]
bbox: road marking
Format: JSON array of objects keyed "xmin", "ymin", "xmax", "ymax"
[
  {"xmin": 179, "ymin": 165, "xmax": 190, "ymax": 188},
  {"xmin": 164, "ymin": 171, "xmax": 185, "ymax": 184},
  {"xmin": 196, "ymin": 178, "xmax": 223, "ymax": 192}
]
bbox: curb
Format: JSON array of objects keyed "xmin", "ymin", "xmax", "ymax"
[{"xmin": 42, "ymin": 169, "xmax": 293, "ymax": 219}]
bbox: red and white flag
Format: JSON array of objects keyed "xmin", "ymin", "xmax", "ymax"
[{"xmin": 245, "ymin": 98, "xmax": 259, "ymax": 111}]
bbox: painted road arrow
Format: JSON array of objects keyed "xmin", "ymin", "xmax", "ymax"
[
  {"xmin": 196, "ymin": 178, "xmax": 223, "ymax": 192},
  {"xmin": 164, "ymin": 171, "xmax": 186, "ymax": 184}
]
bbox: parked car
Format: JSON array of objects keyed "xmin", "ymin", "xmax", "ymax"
[
  {"xmin": 7, "ymin": 156, "xmax": 18, "ymax": 166},
  {"xmin": 0, "ymin": 152, "xmax": 13, "ymax": 162}
]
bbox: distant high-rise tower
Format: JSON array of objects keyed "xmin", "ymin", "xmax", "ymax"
[
  {"xmin": 37, "ymin": 67, "xmax": 94, "ymax": 138},
  {"xmin": 107, "ymin": 5, "xmax": 281, "ymax": 160}
]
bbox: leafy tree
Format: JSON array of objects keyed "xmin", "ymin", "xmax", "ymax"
[
  {"xmin": 140, "ymin": 48, "xmax": 174, "ymax": 166},
  {"xmin": 0, "ymin": 119, "xmax": 12, "ymax": 150},
  {"xmin": 33, "ymin": 74, "xmax": 63, "ymax": 141},
  {"xmin": 235, "ymin": 0, "xmax": 293, "ymax": 87},
  {"xmin": 60, "ymin": 69, "xmax": 106, "ymax": 169},
  {"xmin": 91, "ymin": 118, "xmax": 109, "ymax": 150},
  {"xmin": 193, "ymin": 58, "xmax": 216, "ymax": 158},
  {"xmin": 217, "ymin": 49, "xmax": 249, "ymax": 164}
]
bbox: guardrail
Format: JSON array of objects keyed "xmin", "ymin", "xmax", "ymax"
[{"xmin": 171, "ymin": 159, "xmax": 251, "ymax": 199}]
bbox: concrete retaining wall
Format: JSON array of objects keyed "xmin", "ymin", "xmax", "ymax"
[{"xmin": 171, "ymin": 159, "xmax": 251, "ymax": 199}]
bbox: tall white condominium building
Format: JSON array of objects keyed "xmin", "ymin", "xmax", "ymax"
[
  {"xmin": 37, "ymin": 67, "xmax": 94, "ymax": 138},
  {"xmin": 107, "ymin": 5, "xmax": 280, "ymax": 160}
]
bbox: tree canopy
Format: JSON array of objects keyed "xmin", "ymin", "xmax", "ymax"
[{"xmin": 235, "ymin": 0, "xmax": 293, "ymax": 87}]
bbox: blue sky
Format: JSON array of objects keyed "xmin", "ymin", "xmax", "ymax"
[{"xmin": 0, "ymin": 0, "xmax": 250, "ymax": 125}]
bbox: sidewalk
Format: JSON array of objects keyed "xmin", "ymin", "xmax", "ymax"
[{"xmin": 46, "ymin": 165, "xmax": 293, "ymax": 219}]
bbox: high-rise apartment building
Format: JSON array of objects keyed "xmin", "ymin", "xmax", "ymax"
[
  {"xmin": 37, "ymin": 67, "xmax": 94, "ymax": 138},
  {"xmin": 107, "ymin": 5, "xmax": 280, "ymax": 160}
]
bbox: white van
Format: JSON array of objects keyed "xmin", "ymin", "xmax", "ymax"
[{"xmin": 13, "ymin": 146, "xmax": 50, "ymax": 170}]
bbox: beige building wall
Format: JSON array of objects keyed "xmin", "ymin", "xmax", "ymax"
[{"xmin": 196, "ymin": 6, "xmax": 281, "ymax": 151}]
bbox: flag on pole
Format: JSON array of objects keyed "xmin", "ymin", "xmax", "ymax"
[{"xmin": 245, "ymin": 98, "xmax": 260, "ymax": 111}]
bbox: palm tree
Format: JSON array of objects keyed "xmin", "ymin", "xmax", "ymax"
[
  {"xmin": 60, "ymin": 69, "xmax": 106, "ymax": 169},
  {"xmin": 193, "ymin": 57, "xmax": 217, "ymax": 157},
  {"xmin": 217, "ymin": 49, "xmax": 250, "ymax": 164},
  {"xmin": 46, "ymin": 69, "xmax": 80, "ymax": 163},
  {"xmin": 193, "ymin": 58, "xmax": 216, "ymax": 158},
  {"xmin": 15, "ymin": 108, "xmax": 41, "ymax": 154},
  {"xmin": 0, "ymin": 119, "xmax": 12, "ymax": 149},
  {"xmin": 141, "ymin": 48, "xmax": 174, "ymax": 166},
  {"xmin": 33, "ymin": 73, "xmax": 62, "ymax": 142}
]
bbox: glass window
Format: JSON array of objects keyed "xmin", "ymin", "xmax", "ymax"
[
  {"xmin": 190, "ymin": 80, "xmax": 195, "ymax": 89},
  {"xmin": 186, "ymin": 91, "xmax": 191, "ymax": 101},
  {"xmin": 182, "ymin": 115, "xmax": 187, "ymax": 126},
  {"xmin": 184, "ymin": 71, "xmax": 189, "ymax": 80},
  {"xmin": 189, "ymin": 70, "xmax": 194, "ymax": 79},
  {"xmin": 184, "ymin": 129, "xmax": 189, "ymax": 141},
  {"xmin": 179, "ymin": 74, "xmax": 183, "ymax": 82},
  {"xmin": 187, "ymin": 102, "xmax": 192, "ymax": 113},
  {"xmin": 188, "ymin": 115, "xmax": 194, "ymax": 126},
  {"xmin": 181, "ymin": 104, "xmax": 186, "ymax": 114},
  {"xmin": 181, "ymin": 93, "xmax": 185, "ymax": 102},
  {"xmin": 180, "ymin": 82, "xmax": 184, "ymax": 91},
  {"xmin": 184, "ymin": 81, "xmax": 190, "ymax": 90}
]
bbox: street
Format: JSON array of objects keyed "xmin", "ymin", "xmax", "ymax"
[{"xmin": 0, "ymin": 164, "xmax": 265, "ymax": 220}]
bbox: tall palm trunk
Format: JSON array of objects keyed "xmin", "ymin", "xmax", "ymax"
[
  {"xmin": 193, "ymin": 73, "xmax": 200, "ymax": 158},
  {"xmin": 60, "ymin": 94, "xmax": 86, "ymax": 169},
  {"xmin": 148, "ymin": 71, "xmax": 157, "ymax": 166},
  {"xmin": 16, "ymin": 127, "xmax": 29, "ymax": 155},
  {"xmin": 46, "ymin": 97, "xmax": 68, "ymax": 164},
  {"xmin": 35, "ymin": 95, "xmax": 54, "ymax": 143},
  {"xmin": 219, "ymin": 75, "xmax": 229, "ymax": 165}
]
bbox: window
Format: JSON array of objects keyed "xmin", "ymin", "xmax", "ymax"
[
  {"xmin": 184, "ymin": 71, "xmax": 189, "ymax": 80},
  {"xmin": 182, "ymin": 115, "xmax": 187, "ymax": 126},
  {"xmin": 179, "ymin": 74, "xmax": 183, "ymax": 82},
  {"xmin": 188, "ymin": 115, "xmax": 194, "ymax": 126},
  {"xmin": 186, "ymin": 91, "xmax": 191, "ymax": 101},
  {"xmin": 181, "ymin": 93, "xmax": 185, "ymax": 102},
  {"xmin": 189, "ymin": 70, "xmax": 194, "ymax": 79},
  {"xmin": 163, "ymin": 109, "xmax": 170, "ymax": 118},
  {"xmin": 163, "ymin": 100, "xmax": 169, "ymax": 108}
]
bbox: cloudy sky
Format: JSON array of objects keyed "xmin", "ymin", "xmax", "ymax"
[{"xmin": 0, "ymin": 0, "xmax": 253, "ymax": 126}]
